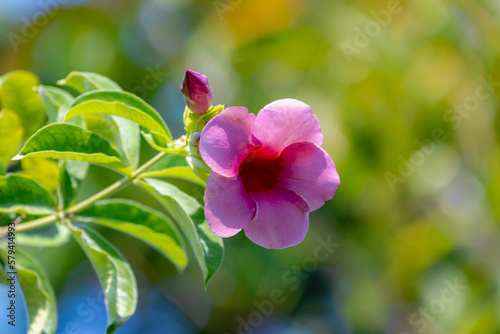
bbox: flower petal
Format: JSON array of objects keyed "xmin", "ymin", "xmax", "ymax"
[
  {"xmin": 244, "ymin": 188, "xmax": 309, "ymax": 249},
  {"xmin": 252, "ymin": 99, "xmax": 323, "ymax": 153},
  {"xmin": 278, "ymin": 142, "xmax": 340, "ymax": 211},
  {"xmin": 200, "ymin": 107, "xmax": 255, "ymax": 177},
  {"xmin": 204, "ymin": 172, "xmax": 256, "ymax": 237}
]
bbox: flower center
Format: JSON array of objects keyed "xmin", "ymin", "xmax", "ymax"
[{"xmin": 239, "ymin": 146, "xmax": 282, "ymax": 194}]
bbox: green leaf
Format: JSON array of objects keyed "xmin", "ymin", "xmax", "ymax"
[
  {"xmin": 0, "ymin": 174, "xmax": 55, "ymax": 215},
  {"xmin": 145, "ymin": 154, "xmax": 188, "ymax": 171},
  {"xmin": 57, "ymin": 71, "xmax": 121, "ymax": 92},
  {"xmin": 19, "ymin": 123, "xmax": 132, "ymax": 176},
  {"xmin": 0, "ymin": 242, "xmax": 57, "ymax": 334},
  {"xmin": 106, "ymin": 116, "xmax": 140, "ymax": 170},
  {"xmin": 0, "ymin": 109, "xmax": 24, "ymax": 167},
  {"xmin": 57, "ymin": 160, "xmax": 89, "ymax": 209},
  {"xmin": 18, "ymin": 157, "xmax": 60, "ymax": 196},
  {"xmin": 141, "ymin": 166, "xmax": 206, "ymax": 186},
  {"xmin": 0, "ymin": 71, "xmax": 46, "ymax": 139},
  {"xmin": 58, "ymin": 161, "xmax": 75, "ymax": 208},
  {"xmin": 38, "ymin": 85, "xmax": 74, "ymax": 123},
  {"xmin": 17, "ymin": 224, "xmax": 71, "ymax": 248},
  {"xmin": 142, "ymin": 128, "xmax": 188, "ymax": 155},
  {"xmin": 142, "ymin": 128, "xmax": 168, "ymax": 151},
  {"xmin": 139, "ymin": 178, "xmax": 223, "ymax": 286},
  {"xmin": 56, "ymin": 74, "xmax": 141, "ymax": 168},
  {"xmin": 76, "ymin": 199, "xmax": 187, "ymax": 271},
  {"xmin": 64, "ymin": 90, "xmax": 171, "ymax": 141},
  {"xmin": 69, "ymin": 224, "xmax": 137, "ymax": 334},
  {"xmin": 0, "ymin": 161, "xmax": 4, "ymax": 176},
  {"xmin": 66, "ymin": 159, "xmax": 89, "ymax": 191}
]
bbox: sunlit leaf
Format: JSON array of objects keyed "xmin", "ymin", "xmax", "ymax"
[
  {"xmin": 17, "ymin": 224, "xmax": 71, "ymax": 248},
  {"xmin": 0, "ymin": 109, "xmax": 24, "ymax": 167},
  {"xmin": 144, "ymin": 154, "xmax": 188, "ymax": 172},
  {"xmin": 57, "ymin": 72, "xmax": 140, "ymax": 168},
  {"xmin": 0, "ymin": 242, "xmax": 57, "ymax": 334},
  {"xmin": 18, "ymin": 157, "xmax": 60, "ymax": 196},
  {"xmin": 0, "ymin": 174, "xmax": 55, "ymax": 215},
  {"xmin": 76, "ymin": 199, "xmax": 187, "ymax": 271},
  {"xmin": 139, "ymin": 178, "xmax": 223, "ymax": 286},
  {"xmin": 0, "ymin": 71, "xmax": 46, "ymax": 139},
  {"xmin": 65, "ymin": 90, "xmax": 171, "ymax": 141},
  {"xmin": 38, "ymin": 85, "xmax": 74, "ymax": 123},
  {"xmin": 19, "ymin": 124, "xmax": 131, "ymax": 176},
  {"xmin": 106, "ymin": 116, "xmax": 140, "ymax": 170},
  {"xmin": 69, "ymin": 223, "xmax": 137, "ymax": 334},
  {"xmin": 141, "ymin": 128, "xmax": 184, "ymax": 154},
  {"xmin": 57, "ymin": 71, "xmax": 121, "ymax": 92},
  {"xmin": 141, "ymin": 153, "xmax": 204, "ymax": 185},
  {"xmin": 141, "ymin": 166, "xmax": 205, "ymax": 186}
]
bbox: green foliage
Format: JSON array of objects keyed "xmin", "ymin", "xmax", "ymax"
[
  {"xmin": 139, "ymin": 178, "xmax": 223, "ymax": 286},
  {"xmin": 58, "ymin": 71, "xmax": 122, "ymax": 92},
  {"xmin": 0, "ymin": 71, "xmax": 46, "ymax": 139},
  {"xmin": 65, "ymin": 90, "xmax": 171, "ymax": 141},
  {"xmin": 0, "ymin": 174, "xmax": 55, "ymax": 215},
  {"xmin": 0, "ymin": 70, "xmax": 224, "ymax": 333},
  {"xmin": 68, "ymin": 224, "xmax": 137, "ymax": 334},
  {"xmin": 38, "ymin": 85, "xmax": 74, "ymax": 123},
  {"xmin": 20, "ymin": 123, "xmax": 132, "ymax": 176},
  {"xmin": 59, "ymin": 72, "xmax": 141, "ymax": 169},
  {"xmin": 17, "ymin": 224, "xmax": 71, "ymax": 248},
  {"xmin": 18, "ymin": 157, "xmax": 60, "ymax": 196},
  {"xmin": 0, "ymin": 109, "xmax": 23, "ymax": 166},
  {"xmin": 75, "ymin": 199, "xmax": 187, "ymax": 271},
  {"xmin": 140, "ymin": 166, "xmax": 206, "ymax": 186},
  {"xmin": 0, "ymin": 242, "xmax": 57, "ymax": 334}
]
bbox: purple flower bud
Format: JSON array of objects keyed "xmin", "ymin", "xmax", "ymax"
[{"xmin": 180, "ymin": 70, "xmax": 213, "ymax": 115}]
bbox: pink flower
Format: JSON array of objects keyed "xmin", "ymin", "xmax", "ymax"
[
  {"xmin": 200, "ymin": 99, "xmax": 340, "ymax": 249},
  {"xmin": 180, "ymin": 70, "xmax": 214, "ymax": 115}
]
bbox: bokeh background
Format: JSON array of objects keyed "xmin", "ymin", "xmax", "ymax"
[{"xmin": 1, "ymin": 0, "xmax": 500, "ymax": 333}]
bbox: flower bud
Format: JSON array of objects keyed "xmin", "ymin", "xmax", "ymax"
[
  {"xmin": 180, "ymin": 70, "xmax": 213, "ymax": 115},
  {"xmin": 188, "ymin": 132, "xmax": 201, "ymax": 150}
]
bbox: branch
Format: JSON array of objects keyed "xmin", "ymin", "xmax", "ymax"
[{"xmin": 0, "ymin": 151, "xmax": 168, "ymax": 237}]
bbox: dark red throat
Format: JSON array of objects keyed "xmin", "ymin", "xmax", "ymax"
[{"xmin": 239, "ymin": 146, "xmax": 282, "ymax": 194}]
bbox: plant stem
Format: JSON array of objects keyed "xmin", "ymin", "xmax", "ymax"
[
  {"xmin": 66, "ymin": 177, "xmax": 128, "ymax": 214},
  {"xmin": 0, "ymin": 151, "xmax": 168, "ymax": 237},
  {"xmin": 11, "ymin": 215, "xmax": 59, "ymax": 234}
]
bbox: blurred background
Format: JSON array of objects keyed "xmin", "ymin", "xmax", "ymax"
[{"xmin": 1, "ymin": 0, "xmax": 500, "ymax": 333}]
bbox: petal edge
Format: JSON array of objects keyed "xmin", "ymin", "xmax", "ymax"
[
  {"xmin": 204, "ymin": 172, "xmax": 256, "ymax": 237},
  {"xmin": 244, "ymin": 188, "xmax": 309, "ymax": 249}
]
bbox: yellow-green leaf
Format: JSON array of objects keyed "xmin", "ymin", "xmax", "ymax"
[
  {"xmin": 19, "ymin": 123, "xmax": 132, "ymax": 176},
  {"xmin": 140, "ymin": 166, "xmax": 205, "ymax": 186},
  {"xmin": 64, "ymin": 90, "xmax": 171, "ymax": 141},
  {"xmin": 0, "ymin": 109, "xmax": 24, "ymax": 166},
  {"xmin": 38, "ymin": 85, "xmax": 74, "ymax": 123},
  {"xmin": 0, "ymin": 71, "xmax": 46, "ymax": 139},
  {"xmin": 57, "ymin": 71, "xmax": 121, "ymax": 92},
  {"xmin": 18, "ymin": 157, "xmax": 60, "ymax": 196}
]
